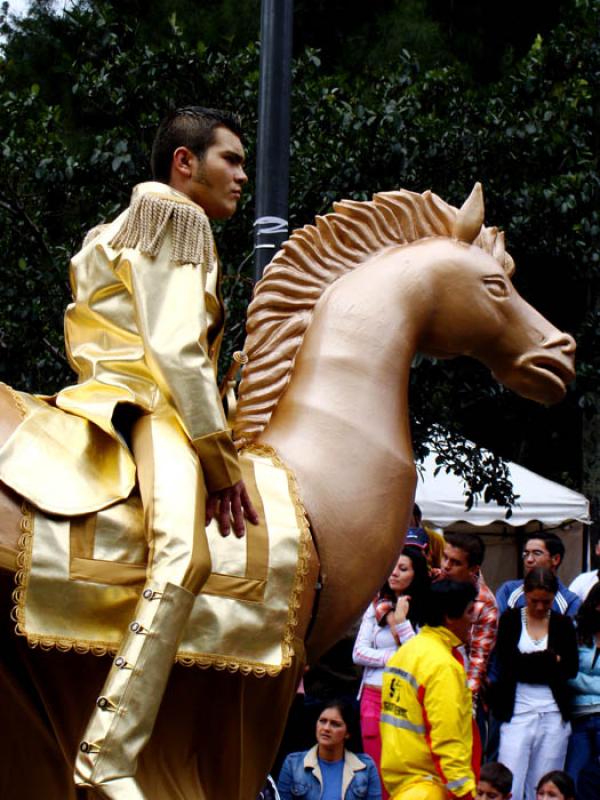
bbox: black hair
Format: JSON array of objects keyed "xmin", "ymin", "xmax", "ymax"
[
  {"xmin": 150, "ymin": 106, "xmax": 243, "ymax": 184},
  {"xmin": 422, "ymin": 579, "xmax": 477, "ymax": 627},
  {"xmin": 535, "ymin": 770, "xmax": 575, "ymax": 799},
  {"xmin": 523, "ymin": 566, "xmax": 558, "ymax": 596},
  {"xmin": 319, "ymin": 699, "xmax": 355, "ymax": 732},
  {"xmin": 378, "ymin": 546, "xmax": 431, "ymax": 626},
  {"xmin": 444, "ymin": 531, "xmax": 486, "ymax": 567},
  {"xmin": 525, "ymin": 531, "xmax": 565, "ymax": 566},
  {"xmin": 479, "ymin": 762, "xmax": 513, "ymax": 794},
  {"xmin": 575, "ymin": 580, "xmax": 600, "ymax": 646}
]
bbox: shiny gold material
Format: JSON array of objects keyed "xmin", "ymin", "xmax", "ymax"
[
  {"xmin": 74, "ymin": 581, "xmax": 195, "ymax": 798},
  {"xmin": 12, "ymin": 447, "xmax": 311, "ymax": 674},
  {"xmin": 237, "ymin": 183, "xmax": 576, "ymax": 657},
  {"xmin": 0, "ymin": 181, "xmax": 240, "ymax": 507},
  {"xmin": 0, "ymin": 184, "xmax": 576, "ymax": 798}
]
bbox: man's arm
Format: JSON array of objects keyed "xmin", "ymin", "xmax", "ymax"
[
  {"xmin": 467, "ymin": 589, "xmax": 498, "ymax": 697},
  {"xmin": 495, "ymin": 581, "xmax": 512, "ymax": 615},
  {"xmin": 114, "ymin": 198, "xmax": 256, "ymax": 534},
  {"xmin": 422, "ymin": 664, "xmax": 476, "ymax": 798}
]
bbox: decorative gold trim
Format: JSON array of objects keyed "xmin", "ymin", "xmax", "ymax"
[
  {"xmin": 109, "ymin": 191, "xmax": 215, "ymax": 270},
  {"xmin": 11, "ymin": 444, "xmax": 314, "ymax": 677},
  {"xmin": 70, "ymin": 557, "xmax": 146, "ymax": 585},
  {"xmin": 70, "ymin": 514, "xmax": 96, "ymax": 562},
  {"xmin": 13, "ymin": 501, "xmax": 115, "ymax": 657},
  {"xmin": 175, "ymin": 443, "xmax": 313, "ymax": 675}
]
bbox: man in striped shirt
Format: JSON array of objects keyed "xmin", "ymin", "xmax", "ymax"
[
  {"xmin": 438, "ymin": 532, "xmax": 498, "ymax": 703},
  {"xmin": 495, "ymin": 532, "xmax": 580, "ymax": 617}
]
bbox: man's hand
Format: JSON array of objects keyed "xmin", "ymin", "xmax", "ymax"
[{"xmin": 205, "ymin": 480, "xmax": 259, "ymax": 538}]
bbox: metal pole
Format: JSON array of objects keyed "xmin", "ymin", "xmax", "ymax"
[{"xmin": 253, "ymin": 0, "xmax": 293, "ymax": 282}]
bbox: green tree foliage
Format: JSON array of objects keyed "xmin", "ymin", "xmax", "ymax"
[{"xmin": 0, "ymin": 0, "xmax": 598, "ymax": 508}]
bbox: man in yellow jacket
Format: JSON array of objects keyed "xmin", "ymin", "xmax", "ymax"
[
  {"xmin": 37, "ymin": 106, "xmax": 259, "ymax": 799},
  {"xmin": 381, "ymin": 580, "xmax": 478, "ymax": 800}
]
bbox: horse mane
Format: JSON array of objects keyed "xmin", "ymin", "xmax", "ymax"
[{"xmin": 234, "ymin": 187, "xmax": 513, "ymax": 446}]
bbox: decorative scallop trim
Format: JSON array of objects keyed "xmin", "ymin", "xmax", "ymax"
[{"xmin": 11, "ymin": 442, "xmax": 313, "ymax": 676}]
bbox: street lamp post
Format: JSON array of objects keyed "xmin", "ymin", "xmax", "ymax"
[{"xmin": 253, "ymin": 0, "xmax": 293, "ymax": 282}]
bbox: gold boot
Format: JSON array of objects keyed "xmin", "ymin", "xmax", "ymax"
[{"xmin": 74, "ymin": 581, "xmax": 195, "ymax": 799}]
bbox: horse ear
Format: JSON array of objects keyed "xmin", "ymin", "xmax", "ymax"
[{"xmin": 452, "ymin": 182, "xmax": 484, "ymax": 244}]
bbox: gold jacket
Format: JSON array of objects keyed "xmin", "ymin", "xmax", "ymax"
[{"xmin": 0, "ymin": 182, "xmax": 241, "ymax": 514}]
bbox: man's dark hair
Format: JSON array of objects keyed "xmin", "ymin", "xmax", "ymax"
[
  {"xmin": 422, "ymin": 579, "xmax": 477, "ymax": 627},
  {"xmin": 412, "ymin": 503, "xmax": 422, "ymax": 524},
  {"xmin": 523, "ymin": 566, "xmax": 558, "ymax": 595},
  {"xmin": 480, "ymin": 762, "xmax": 513, "ymax": 794},
  {"xmin": 525, "ymin": 531, "xmax": 565, "ymax": 566},
  {"xmin": 445, "ymin": 531, "xmax": 485, "ymax": 567},
  {"xmin": 150, "ymin": 106, "xmax": 243, "ymax": 184}
]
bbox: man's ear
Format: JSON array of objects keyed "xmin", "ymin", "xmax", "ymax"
[
  {"xmin": 171, "ymin": 146, "xmax": 194, "ymax": 179},
  {"xmin": 551, "ymin": 553, "xmax": 561, "ymax": 571}
]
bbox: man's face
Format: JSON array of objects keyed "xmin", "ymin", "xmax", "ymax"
[
  {"xmin": 444, "ymin": 600, "xmax": 476, "ymax": 644},
  {"xmin": 440, "ymin": 544, "xmax": 477, "ymax": 583},
  {"xmin": 476, "ymin": 781, "xmax": 510, "ymax": 800},
  {"xmin": 522, "ymin": 538, "xmax": 560, "ymax": 575},
  {"xmin": 186, "ymin": 126, "xmax": 247, "ymax": 219}
]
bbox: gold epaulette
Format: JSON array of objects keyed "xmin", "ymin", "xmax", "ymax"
[{"xmin": 109, "ymin": 192, "xmax": 215, "ymax": 270}]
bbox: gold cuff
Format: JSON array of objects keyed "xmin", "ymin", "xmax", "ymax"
[{"xmin": 192, "ymin": 430, "xmax": 241, "ymax": 492}]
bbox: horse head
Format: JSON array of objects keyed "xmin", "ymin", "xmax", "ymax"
[
  {"xmin": 414, "ymin": 184, "xmax": 575, "ymax": 405},
  {"xmin": 235, "ymin": 183, "xmax": 575, "ymax": 448}
]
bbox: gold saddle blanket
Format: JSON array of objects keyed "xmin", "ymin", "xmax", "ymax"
[{"xmin": 7, "ymin": 399, "xmax": 311, "ymax": 677}]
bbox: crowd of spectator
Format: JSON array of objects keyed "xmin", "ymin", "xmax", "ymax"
[{"xmin": 268, "ymin": 509, "xmax": 600, "ymax": 800}]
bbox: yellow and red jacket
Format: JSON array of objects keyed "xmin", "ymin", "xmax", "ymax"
[{"xmin": 380, "ymin": 625, "xmax": 476, "ymax": 799}]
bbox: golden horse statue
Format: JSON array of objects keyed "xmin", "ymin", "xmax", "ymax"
[{"xmin": 0, "ymin": 184, "xmax": 575, "ymax": 799}]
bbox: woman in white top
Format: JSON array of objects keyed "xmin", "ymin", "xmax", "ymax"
[
  {"xmin": 352, "ymin": 546, "xmax": 429, "ymax": 798},
  {"xmin": 489, "ymin": 568, "xmax": 578, "ymax": 800}
]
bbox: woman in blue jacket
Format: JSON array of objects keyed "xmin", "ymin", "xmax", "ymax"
[
  {"xmin": 565, "ymin": 581, "xmax": 600, "ymax": 791},
  {"xmin": 278, "ymin": 699, "xmax": 382, "ymax": 799}
]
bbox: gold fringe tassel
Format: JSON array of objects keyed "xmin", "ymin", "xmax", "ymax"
[{"xmin": 109, "ymin": 191, "xmax": 215, "ymax": 270}]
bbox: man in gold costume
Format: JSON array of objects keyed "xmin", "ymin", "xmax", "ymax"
[{"xmin": 59, "ymin": 106, "xmax": 258, "ymax": 798}]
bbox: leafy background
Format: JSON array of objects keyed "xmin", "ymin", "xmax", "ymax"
[{"xmin": 0, "ymin": 0, "xmax": 598, "ymax": 514}]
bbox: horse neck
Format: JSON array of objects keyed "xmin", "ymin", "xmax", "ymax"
[{"xmin": 260, "ymin": 253, "xmax": 424, "ymax": 479}]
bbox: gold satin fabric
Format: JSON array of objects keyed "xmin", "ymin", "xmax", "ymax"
[
  {"xmin": 14, "ymin": 447, "xmax": 311, "ymax": 675},
  {"xmin": 0, "ymin": 181, "xmax": 240, "ymax": 512}
]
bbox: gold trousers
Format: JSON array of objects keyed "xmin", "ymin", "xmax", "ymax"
[{"xmin": 131, "ymin": 401, "xmax": 211, "ymax": 593}]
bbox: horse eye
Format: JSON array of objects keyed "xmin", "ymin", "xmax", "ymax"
[{"xmin": 483, "ymin": 277, "xmax": 509, "ymax": 298}]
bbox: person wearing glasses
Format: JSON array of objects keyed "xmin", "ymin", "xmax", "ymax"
[{"xmin": 496, "ymin": 532, "xmax": 580, "ymax": 617}]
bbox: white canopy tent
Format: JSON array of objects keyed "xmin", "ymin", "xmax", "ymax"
[{"xmin": 416, "ymin": 452, "xmax": 590, "ymax": 591}]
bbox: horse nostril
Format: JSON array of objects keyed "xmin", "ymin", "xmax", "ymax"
[{"xmin": 542, "ymin": 332, "xmax": 576, "ymax": 354}]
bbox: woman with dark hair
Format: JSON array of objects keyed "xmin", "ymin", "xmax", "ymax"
[
  {"xmin": 277, "ymin": 699, "xmax": 382, "ymax": 799},
  {"xmin": 535, "ymin": 770, "xmax": 575, "ymax": 800},
  {"xmin": 352, "ymin": 546, "xmax": 430, "ymax": 797},
  {"xmin": 564, "ymin": 581, "xmax": 600, "ymax": 789},
  {"xmin": 489, "ymin": 567, "xmax": 578, "ymax": 800}
]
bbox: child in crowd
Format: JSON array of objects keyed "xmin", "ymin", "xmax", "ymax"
[
  {"xmin": 476, "ymin": 762, "xmax": 513, "ymax": 800},
  {"xmin": 535, "ymin": 771, "xmax": 575, "ymax": 800}
]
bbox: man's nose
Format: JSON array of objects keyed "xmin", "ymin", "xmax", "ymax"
[{"xmin": 236, "ymin": 167, "xmax": 248, "ymax": 184}]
